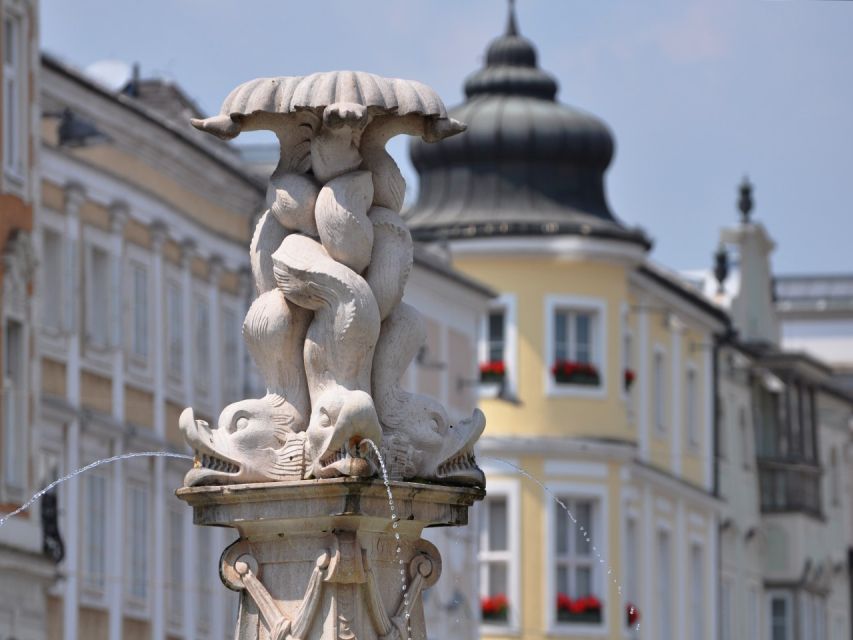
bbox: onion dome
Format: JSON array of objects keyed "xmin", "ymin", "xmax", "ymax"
[{"xmin": 406, "ymin": 3, "xmax": 650, "ymax": 249}]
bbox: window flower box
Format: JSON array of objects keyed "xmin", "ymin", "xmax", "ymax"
[
  {"xmin": 551, "ymin": 361, "xmax": 600, "ymax": 386},
  {"xmin": 480, "ymin": 360, "xmax": 506, "ymax": 384},
  {"xmin": 626, "ymin": 602, "xmax": 640, "ymax": 627},
  {"xmin": 556, "ymin": 593, "xmax": 603, "ymax": 624},
  {"xmin": 624, "ymin": 368, "xmax": 636, "ymax": 391},
  {"xmin": 481, "ymin": 593, "xmax": 509, "ymax": 622}
]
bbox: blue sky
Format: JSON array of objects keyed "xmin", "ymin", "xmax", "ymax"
[{"xmin": 42, "ymin": 0, "xmax": 853, "ymax": 274}]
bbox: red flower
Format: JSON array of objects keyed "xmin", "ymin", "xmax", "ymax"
[
  {"xmin": 624, "ymin": 368, "xmax": 636, "ymax": 388},
  {"xmin": 626, "ymin": 603, "xmax": 641, "ymax": 626},
  {"xmin": 481, "ymin": 593, "xmax": 509, "ymax": 617},
  {"xmin": 551, "ymin": 360, "xmax": 599, "ymax": 376},
  {"xmin": 557, "ymin": 593, "xmax": 603, "ymax": 615},
  {"xmin": 479, "ymin": 360, "xmax": 506, "ymax": 376}
]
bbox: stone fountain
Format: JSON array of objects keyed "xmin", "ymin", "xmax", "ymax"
[{"xmin": 176, "ymin": 72, "xmax": 486, "ymax": 640}]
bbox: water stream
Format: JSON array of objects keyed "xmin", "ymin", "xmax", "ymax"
[
  {"xmin": 363, "ymin": 438, "xmax": 412, "ymax": 640},
  {"xmin": 482, "ymin": 455, "xmax": 640, "ymax": 632},
  {"xmin": 0, "ymin": 451, "xmax": 193, "ymax": 529}
]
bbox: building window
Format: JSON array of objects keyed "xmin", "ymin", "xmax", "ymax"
[
  {"xmin": 770, "ymin": 593, "xmax": 792, "ymax": 640},
  {"xmin": 748, "ymin": 585, "xmax": 760, "ymax": 639},
  {"xmin": 127, "ymin": 481, "xmax": 149, "ymax": 603},
  {"xmin": 622, "ymin": 328, "xmax": 636, "ymax": 403},
  {"xmin": 2, "ymin": 318, "xmax": 25, "ymax": 490},
  {"xmin": 552, "ymin": 309, "xmax": 600, "ymax": 386},
  {"xmin": 168, "ymin": 506, "xmax": 184, "ymax": 627},
  {"xmin": 82, "ymin": 473, "xmax": 107, "ymax": 591},
  {"xmin": 194, "ymin": 294, "xmax": 210, "ymax": 394},
  {"xmin": 686, "ymin": 367, "xmax": 698, "ymax": 448},
  {"xmin": 479, "ymin": 295, "xmax": 516, "ymax": 394},
  {"xmin": 740, "ymin": 407, "xmax": 751, "ymax": 470},
  {"xmin": 689, "ymin": 544, "xmax": 704, "ymax": 640},
  {"xmin": 554, "ymin": 498, "xmax": 602, "ymax": 626},
  {"xmin": 222, "ymin": 306, "xmax": 241, "ymax": 401},
  {"xmin": 197, "ymin": 527, "xmax": 212, "ymax": 634},
  {"xmin": 42, "ymin": 229, "xmax": 64, "ymax": 333},
  {"xmin": 130, "ymin": 263, "xmax": 149, "ymax": 361},
  {"xmin": 721, "ymin": 577, "xmax": 733, "ymax": 640},
  {"xmin": 830, "ymin": 448, "xmax": 840, "ymax": 507},
  {"xmin": 3, "ymin": 12, "xmax": 24, "ymax": 178},
  {"xmin": 479, "ymin": 495, "xmax": 511, "ymax": 626},
  {"xmin": 166, "ymin": 281, "xmax": 183, "ymax": 380},
  {"xmin": 85, "ymin": 245, "xmax": 111, "ymax": 347},
  {"xmin": 480, "ymin": 308, "xmax": 506, "ymax": 385},
  {"xmin": 654, "ymin": 350, "xmax": 666, "ymax": 434},
  {"xmin": 624, "ymin": 517, "xmax": 640, "ymax": 633},
  {"xmin": 657, "ymin": 530, "xmax": 673, "ymax": 640}
]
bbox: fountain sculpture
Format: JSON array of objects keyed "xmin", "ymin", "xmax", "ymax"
[{"xmin": 176, "ymin": 71, "xmax": 486, "ymax": 640}]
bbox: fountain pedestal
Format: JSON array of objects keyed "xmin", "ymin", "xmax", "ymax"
[{"xmin": 177, "ymin": 479, "xmax": 484, "ymax": 640}]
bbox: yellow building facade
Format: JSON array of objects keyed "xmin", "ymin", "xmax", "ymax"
[{"xmin": 407, "ymin": 8, "xmax": 728, "ymax": 640}]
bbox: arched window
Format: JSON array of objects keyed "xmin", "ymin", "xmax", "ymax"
[{"xmin": 739, "ymin": 407, "xmax": 751, "ymax": 470}]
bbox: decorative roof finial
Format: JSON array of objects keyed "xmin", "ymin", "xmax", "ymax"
[
  {"xmin": 713, "ymin": 243, "xmax": 729, "ymax": 295},
  {"xmin": 738, "ymin": 175, "xmax": 754, "ymax": 224},
  {"xmin": 506, "ymin": 0, "xmax": 519, "ymax": 36}
]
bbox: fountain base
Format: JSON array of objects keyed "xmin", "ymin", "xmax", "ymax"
[{"xmin": 177, "ymin": 479, "xmax": 484, "ymax": 640}]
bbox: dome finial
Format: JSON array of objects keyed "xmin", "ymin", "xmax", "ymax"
[
  {"xmin": 738, "ymin": 175, "xmax": 754, "ymax": 224},
  {"xmin": 506, "ymin": 0, "xmax": 519, "ymax": 36}
]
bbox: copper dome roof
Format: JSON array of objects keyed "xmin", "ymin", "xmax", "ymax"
[{"xmin": 406, "ymin": 5, "xmax": 650, "ymax": 249}]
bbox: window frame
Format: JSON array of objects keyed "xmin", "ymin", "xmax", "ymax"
[
  {"xmin": 82, "ymin": 226, "xmax": 115, "ymax": 360},
  {"xmin": 544, "ymin": 481, "xmax": 609, "ymax": 636},
  {"xmin": 657, "ymin": 525, "xmax": 674, "ymax": 640},
  {"xmin": 688, "ymin": 541, "xmax": 705, "ymax": 640},
  {"xmin": 544, "ymin": 295, "xmax": 608, "ymax": 399},
  {"xmin": 193, "ymin": 287, "xmax": 212, "ymax": 399},
  {"xmin": 2, "ymin": 316, "xmax": 26, "ymax": 494},
  {"xmin": 767, "ymin": 589, "xmax": 793, "ymax": 640},
  {"xmin": 2, "ymin": 3, "xmax": 29, "ymax": 190},
  {"xmin": 220, "ymin": 294, "xmax": 243, "ymax": 403},
  {"xmin": 653, "ymin": 345, "xmax": 667, "ymax": 436},
  {"xmin": 165, "ymin": 273, "xmax": 184, "ymax": 385},
  {"xmin": 125, "ymin": 478, "xmax": 151, "ymax": 610},
  {"xmin": 478, "ymin": 477, "xmax": 521, "ymax": 635},
  {"xmin": 478, "ymin": 293, "xmax": 517, "ymax": 399},
  {"xmin": 81, "ymin": 471, "xmax": 109, "ymax": 596},
  {"xmin": 124, "ymin": 245, "xmax": 154, "ymax": 383},
  {"xmin": 685, "ymin": 362, "xmax": 699, "ymax": 450},
  {"xmin": 167, "ymin": 503, "xmax": 185, "ymax": 630}
]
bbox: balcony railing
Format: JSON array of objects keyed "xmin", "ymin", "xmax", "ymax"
[{"xmin": 758, "ymin": 459, "xmax": 822, "ymax": 518}]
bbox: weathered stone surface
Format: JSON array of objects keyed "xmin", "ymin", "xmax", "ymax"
[
  {"xmin": 177, "ymin": 479, "xmax": 484, "ymax": 640},
  {"xmin": 183, "ymin": 70, "xmax": 482, "ymax": 490}
]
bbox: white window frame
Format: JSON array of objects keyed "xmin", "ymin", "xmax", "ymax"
[
  {"xmin": 40, "ymin": 223, "xmax": 66, "ymax": 337},
  {"xmin": 2, "ymin": 316, "xmax": 27, "ymax": 495},
  {"xmin": 621, "ymin": 303, "xmax": 635, "ymax": 415},
  {"xmin": 478, "ymin": 293, "xmax": 517, "ymax": 399},
  {"xmin": 767, "ymin": 590, "xmax": 793, "ymax": 640},
  {"xmin": 196, "ymin": 526, "xmax": 213, "ymax": 635},
  {"xmin": 81, "ymin": 471, "xmax": 108, "ymax": 597},
  {"xmin": 622, "ymin": 511, "xmax": 640, "ymax": 638},
  {"xmin": 83, "ymin": 226, "xmax": 115, "ymax": 365},
  {"xmin": 2, "ymin": 2, "xmax": 29, "ymax": 192},
  {"xmin": 125, "ymin": 478, "xmax": 150, "ymax": 610},
  {"xmin": 685, "ymin": 362, "xmax": 699, "ymax": 450},
  {"xmin": 165, "ymin": 271, "xmax": 184, "ymax": 386},
  {"xmin": 656, "ymin": 524, "xmax": 674, "ymax": 640},
  {"xmin": 653, "ymin": 345, "xmax": 667, "ymax": 436},
  {"xmin": 167, "ymin": 502, "xmax": 184, "ymax": 631},
  {"xmin": 688, "ymin": 542, "xmax": 704, "ymax": 640},
  {"xmin": 125, "ymin": 245, "xmax": 154, "ymax": 383},
  {"xmin": 477, "ymin": 477, "xmax": 521, "ymax": 635},
  {"xmin": 220, "ymin": 294, "xmax": 243, "ymax": 403},
  {"xmin": 544, "ymin": 295, "xmax": 608, "ymax": 399},
  {"xmin": 193, "ymin": 287, "xmax": 212, "ymax": 400},
  {"xmin": 544, "ymin": 481, "xmax": 609, "ymax": 636}
]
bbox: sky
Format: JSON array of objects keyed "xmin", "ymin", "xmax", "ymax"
[{"xmin": 41, "ymin": 0, "xmax": 853, "ymax": 275}]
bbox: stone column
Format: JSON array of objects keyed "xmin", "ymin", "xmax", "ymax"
[
  {"xmin": 177, "ymin": 480, "xmax": 482, "ymax": 640},
  {"xmin": 108, "ymin": 201, "xmax": 128, "ymax": 422}
]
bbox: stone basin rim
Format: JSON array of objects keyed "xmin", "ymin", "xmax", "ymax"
[{"xmin": 176, "ymin": 477, "xmax": 486, "ymax": 506}]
